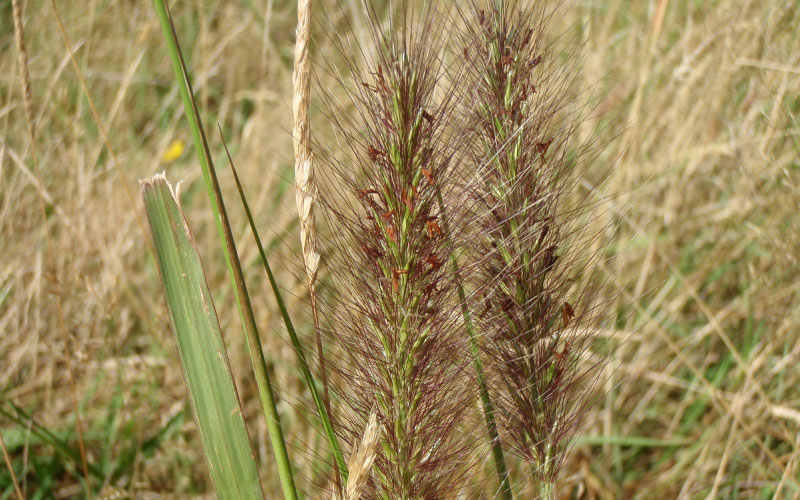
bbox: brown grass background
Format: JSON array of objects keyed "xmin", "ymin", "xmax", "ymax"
[{"xmin": 1, "ymin": 0, "xmax": 799, "ymax": 498}]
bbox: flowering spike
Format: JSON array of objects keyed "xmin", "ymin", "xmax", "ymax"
[
  {"xmin": 460, "ymin": 0, "xmax": 609, "ymax": 495},
  {"xmin": 316, "ymin": 3, "xmax": 475, "ymax": 498}
]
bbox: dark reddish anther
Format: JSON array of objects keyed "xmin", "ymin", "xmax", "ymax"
[
  {"xmin": 361, "ymin": 243, "xmax": 383, "ymax": 260},
  {"xmin": 402, "ymin": 188, "xmax": 417, "ymax": 211},
  {"xmin": 562, "ymin": 302, "xmax": 574, "ymax": 327},
  {"xmin": 479, "ymin": 299, "xmax": 492, "ymax": 319},
  {"xmin": 521, "ymin": 29, "xmax": 533, "ymax": 48},
  {"xmin": 392, "ymin": 269, "xmax": 409, "ymax": 293},
  {"xmin": 375, "ymin": 65, "xmax": 390, "ymax": 95},
  {"xmin": 538, "ymin": 223, "xmax": 550, "ymax": 246},
  {"xmin": 421, "ymin": 167, "xmax": 435, "ymax": 185},
  {"xmin": 424, "ymin": 255, "xmax": 442, "ymax": 271},
  {"xmin": 368, "ymin": 145, "xmax": 384, "ymax": 162},
  {"xmin": 423, "ymin": 281, "xmax": 438, "ymax": 295},
  {"xmin": 543, "ymin": 246, "xmax": 558, "ymax": 271},
  {"xmin": 553, "ymin": 341, "xmax": 571, "ymax": 363},
  {"xmin": 426, "ymin": 219, "xmax": 443, "ymax": 238},
  {"xmin": 535, "ymin": 139, "xmax": 553, "ymax": 160}
]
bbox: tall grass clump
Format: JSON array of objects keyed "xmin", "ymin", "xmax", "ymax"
[
  {"xmin": 459, "ymin": 1, "xmax": 606, "ymax": 497},
  {"xmin": 315, "ymin": 4, "xmax": 474, "ymax": 498},
  {"xmin": 144, "ymin": 0, "xmax": 608, "ymax": 498}
]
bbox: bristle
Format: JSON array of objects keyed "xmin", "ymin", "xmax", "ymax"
[
  {"xmin": 315, "ymin": 3, "xmax": 475, "ymax": 498},
  {"xmin": 459, "ymin": 0, "xmax": 606, "ymax": 494}
]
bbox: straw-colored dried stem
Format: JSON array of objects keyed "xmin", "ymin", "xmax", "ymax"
[
  {"xmin": 14, "ymin": 1, "xmax": 93, "ymax": 497},
  {"xmin": 292, "ymin": 0, "xmax": 336, "ymax": 486},
  {"xmin": 12, "ymin": 0, "xmax": 35, "ymax": 151},
  {"xmin": 0, "ymin": 430, "xmax": 23, "ymax": 500}
]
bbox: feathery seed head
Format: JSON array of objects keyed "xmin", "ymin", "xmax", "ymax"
[
  {"xmin": 460, "ymin": 0, "xmax": 607, "ymax": 488},
  {"xmin": 316, "ymin": 3, "xmax": 475, "ymax": 499}
]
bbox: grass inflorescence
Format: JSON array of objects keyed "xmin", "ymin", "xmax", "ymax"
[
  {"xmin": 5, "ymin": 0, "xmax": 797, "ymax": 499},
  {"xmin": 315, "ymin": 4, "xmax": 476, "ymax": 498},
  {"xmin": 458, "ymin": 0, "xmax": 608, "ymax": 495}
]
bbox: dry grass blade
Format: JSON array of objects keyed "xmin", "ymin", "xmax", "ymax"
[{"xmin": 140, "ymin": 174, "xmax": 264, "ymax": 500}]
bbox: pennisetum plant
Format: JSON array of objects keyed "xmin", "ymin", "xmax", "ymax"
[
  {"xmin": 142, "ymin": 0, "xmax": 609, "ymax": 498},
  {"xmin": 458, "ymin": 0, "xmax": 607, "ymax": 497},
  {"xmin": 315, "ymin": 3, "xmax": 475, "ymax": 498}
]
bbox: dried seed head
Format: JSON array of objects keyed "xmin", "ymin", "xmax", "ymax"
[
  {"xmin": 293, "ymin": 0, "xmax": 320, "ymax": 285},
  {"xmin": 345, "ymin": 411, "xmax": 381, "ymax": 500}
]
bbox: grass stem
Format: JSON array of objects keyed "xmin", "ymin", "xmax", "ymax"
[
  {"xmin": 220, "ymin": 129, "xmax": 349, "ymax": 484},
  {"xmin": 0, "ymin": 424, "xmax": 24, "ymax": 500},
  {"xmin": 152, "ymin": 2, "xmax": 299, "ymax": 497},
  {"xmin": 435, "ymin": 189, "xmax": 513, "ymax": 500}
]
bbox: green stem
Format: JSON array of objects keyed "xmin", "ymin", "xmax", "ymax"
[
  {"xmin": 152, "ymin": 2, "xmax": 298, "ymax": 498},
  {"xmin": 220, "ymin": 133, "xmax": 349, "ymax": 483},
  {"xmin": 434, "ymin": 190, "xmax": 513, "ymax": 500},
  {"xmin": 538, "ymin": 480, "xmax": 555, "ymax": 500}
]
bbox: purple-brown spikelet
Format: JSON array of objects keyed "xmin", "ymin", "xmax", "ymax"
[
  {"xmin": 459, "ymin": 0, "xmax": 605, "ymax": 495},
  {"xmin": 315, "ymin": 3, "xmax": 474, "ymax": 498}
]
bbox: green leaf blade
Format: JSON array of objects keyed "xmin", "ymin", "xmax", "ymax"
[{"xmin": 141, "ymin": 174, "xmax": 264, "ymax": 500}]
